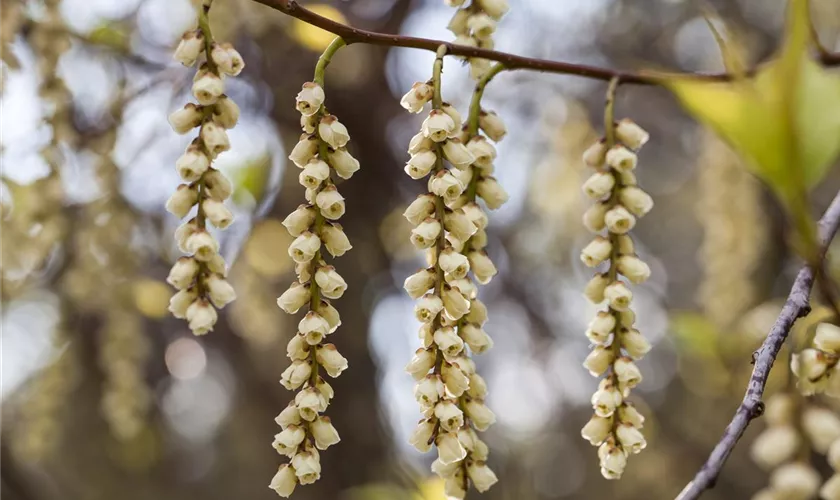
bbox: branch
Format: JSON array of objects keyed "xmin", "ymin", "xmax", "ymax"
[
  {"xmin": 251, "ymin": 0, "xmax": 840, "ymax": 85},
  {"xmin": 677, "ymin": 190, "xmax": 840, "ymax": 500}
]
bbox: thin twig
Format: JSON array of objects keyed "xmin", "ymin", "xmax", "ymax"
[
  {"xmin": 677, "ymin": 190, "xmax": 840, "ymax": 500},
  {"xmin": 250, "ymin": 0, "xmax": 840, "ymax": 85}
]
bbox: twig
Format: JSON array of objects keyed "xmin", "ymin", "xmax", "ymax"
[
  {"xmin": 250, "ymin": 0, "xmax": 840, "ymax": 85},
  {"xmin": 677, "ymin": 190, "xmax": 840, "ymax": 500}
]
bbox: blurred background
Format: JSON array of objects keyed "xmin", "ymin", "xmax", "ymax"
[{"xmin": 3, "ymin": 0, "xmax": 840, "ymax": 499}]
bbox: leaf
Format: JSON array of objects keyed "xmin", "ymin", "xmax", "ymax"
[{"xmin": 662, "ymin": 0, "xmax": 840, "ymax": 248}]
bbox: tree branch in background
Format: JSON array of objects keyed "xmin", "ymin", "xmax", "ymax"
[
  {"xmin": 678, "ymin": 190, "xmax": 840, "ymax": 500},
  {"xmin": 250, "ymin": 0, "xmax": 840, "ymax": 85}
]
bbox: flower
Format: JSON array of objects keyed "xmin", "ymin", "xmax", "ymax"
[
  {"xmin": 202, "ymin": 199, "xmax": 233, "ymax": 229},
  {"xmin": 282, "ymin": 205, "xmax": 316, "ymax": 237},
  {"xmin": 605, "ymin": 145, "xmax": 637, "ymax": 171},
  {"xmin": 415, "ymin": 294, "xmax": 444, "ymax": 323},
  {"xmin": 186, "ymin": 298, "xmax": 218, "ymax": 335},
  {"xmin": 466, "ymin": 136, "xmax": 496, "ymax": 169},
  {"xmin": 479, "ymin": 110, "xmax": 506, "ymax": 142},
  {"xmin": 166, "ymin": 184, "xmax": 198, "ymax": 218},
  {"xmin": 604, "ymin": 205, "xmax": 636, "ymax": 234},
  {"xmin": 436, "ymin": 431, "xmax": 467, "ymax": 465},
  {"xmin": 174, "ymin": 30, "xmax": 204, "ymax": 66},
  {"xmin": 315, "ymin": 266, "xmax": 347, "ymax": 300},
  {"xmin": 459, "ymin": 323, "xmax": 493, "ymax": 354},
  {"xmin": 277, "ymin": 282, "xmax": 311, "ymax": 314},
  {"xmin": 422, "ymin": 109, "xmax": 457, "ymax": 142},
  {"xmin": 815, "ymin": 323, "xmax": 840, "ymax": 354},
  {"xmin": 464, "ymin": 399, "xmax": 495, "ymax": 431},
  {"xmin": 619, "ymin": 187, "xmax": 654, "ymax": 217},
  {"xmin": 411, "ymin": 218, "xmax": 442, "ymax": 249},
  {"xmin": 289, "ymin": 135, "xmax": 319, "ymax": 167},
  {"xmin": 269, "ymin": 464, "xmax": 297, "ymax": 498},
  {"xmin": 299, "ymin": 158, "xmax": 330, "ymax": 189},
  {"xmin": 467, "ymin": 461, "xmax": 498, "ymax": 492},
  {"xmin": 409, "ymin": 419, "xmax": 436, "ymax": 453},
  {"xmin": 327, "ymin": 148, "xmax": 360, "ymax": 179},
  {"xmin": 581, "ymin": 236, "xmax": 612, "ymax": 267},
  {"xmin": 169, "ymin": 288, "xmax": 198, "ymax": 319},
  {"xmin": 193, "ymin": 71, "xmax": 225, "ymax": 106},
  {"xmin": 176, "ymin": 147, "xmax": 210, "ymax": 182},
  {"xmin": 320, "ymin": 223, "xmax": 352, "ymax": 257},
  {"xmin": 310, "ymin": 416, "xmax": 340, "ymax": 450},
  {"xmin": 406, "ymin": 348, "xmax": 436, "ymax": 380},
  {"xmin": 211, "ymin": 42, "xmax": 244, "ymax": 76},
  {"xmin": 404, "ymin": 268, "xmax": 436, "ymax": 299},
  {"xmin": 616, "ymin": 255, "xmax": 651, "ymax": 284},
  {"xmin": 291, "ymin": 449, "xmax": 321, "ymax": 485},
  {"xmin": 750, "ymin": 425, "xmax": 800, "ymax": 470},
  {"xmin": 442, "ymin": 138, "xmax": 475, "ymax": 167},
  {"xmin": 185, "ymin": 229, "xmax": 219, "ymax": 261},
  {"xmin": 318, "ymin": 115, "xmax": 350, "ymax": 149},
  {"xmin": 581, "ymin": 415, "xmax": 612, "ymax": 445},
  {"xmin": 769, "ymin": 463, "xmax": 820, "ymax": 499},
  {"xmin": 604, "ymin": 281, "xmax": 633, "ymax": 311},
  {"xmin": 405, "ymin": 150, "xmax": 438, "ymax": 179},
  {"xmin": 169, "ymin": 103, "xmax": 203, "ymax": 134},
  {"xmin": 434, "ymin": 326, "xmax": 465, "ymax": 358},
  {"xmin": 315, "ymin": 186, "xmax": 346, "ymax": 220},
  {"xmin": 475, "ymin": 176, "xmax": 508, "ymax": 209},
  {"xmin": 296, "ymin": 82, "xmax": 325, "ymax": 116},
  {"xmin": 477, "ymin": 0, "xmax": 510, "ymax": 19},
  {"xmin": 272, "ymin": 425, "xmax": 306, "ymax": 457},
  {"xmin": 288, "ymin": 231, "xmax": 321, "ymax": 263},
  {"xmin": 615, "ymin": 119, "xmax": 649, "ymax": 150},
  {"xmin": 200, "ymin": 121, "xmax": 230, "ymax": 155},
  {"xmin": 205, "ymin": 274, "xmax": 236, "ymax": 308},
  {"xmin": 280, "ymin": 360, "xmax": 312, "ymax": 390},
  {"xmin": 315, "ymin": 344, "xmax": 349, "ymax": 377},
  {"xmin": 212, "ymin": 95, "xmax": 240, "ymax": 128},
  {"xmin": 401, "ymin": 81, "xmax": 434, "ymax": 113}
]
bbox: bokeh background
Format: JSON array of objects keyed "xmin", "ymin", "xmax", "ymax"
[{"xmin": 3, "ymin": 0, "xmax": 840, "ymax": 499}]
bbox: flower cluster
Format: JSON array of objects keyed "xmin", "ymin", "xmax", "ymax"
[
  {"xmin": 750, "ymin": 392, "xmax": 840, "ymax": 500},
  {"xmin": 444, "ymin": 0, "xmax": 509, "ymax": 80},
  {"xmin": 401, "ymin": 57, "xmax": 505, "ymax": 497},
  {"xmin": 791, "ymin": 322, "xmax": 840, "ymax": 397},
  {"xmin": 166, "ymin": 7, "xmax": 242, "ymax": 335},
  {"xmin": 269, "ymin": 79, "xmax": 355, "ymax": 498},
  {"xmin": 578, "ymin": 118, "xmax": 653, "ymax": 479}
]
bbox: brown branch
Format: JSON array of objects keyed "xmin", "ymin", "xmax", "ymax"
[
  {"xmin": 678, "ymin": 190, "xmax": 840, "ymax": 500},
  {"xmin": 252, "ymin": 0, "xmax": 840, "ymax": 85}
]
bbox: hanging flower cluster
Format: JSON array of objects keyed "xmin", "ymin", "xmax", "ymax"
[
  {"xmin": 269, "ymin": 69, "xmax": 355, "ymax": 497},
  {"xmin": 444, "ymin": 0, "xmax": 509, "ymax": 80},
  {"xmin": 401, "ymin": 49, "xmax": 503, "ymax": 498},
  {"xmin": 791, "ymin": 322, "xmax": 840, "ymax": 396},
  {"xmin": 166, "ymin": 1, "xmax": 241, "ymax": 335},
  {"xmin": 579, "ymin": 116, "xmax": 654, "ymax": 479},
  {"xmin": 749, "ymin": 391, "xmax": 840, "ymax": 500}
]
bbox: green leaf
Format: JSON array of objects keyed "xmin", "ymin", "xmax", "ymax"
[{"xmin": 662, "ymin": 0, "xmax": 840, "ymax": 249}]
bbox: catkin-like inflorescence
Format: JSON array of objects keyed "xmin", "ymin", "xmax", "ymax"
[
  {"xmin": 791, "ymin": 322, "xmax": 840, "ymax": 397},
  {"xmin": 269, "ymin": 76, "xmax": 355, "ymax": 497},
  {"xmin": 748, "ymin": 392, "xmax": 840, "ymax": 500},
  {"xmin": 579, "ymin": 118, "xmax": 653, "ymax": 479},
  {"xmin": 166, "ymin": 2, "xmax": 242, "ymax": 335},
  {"xmin": 444, "ymin": 0, "xmax": 509, "ymax": 80},
  {"xmin": 401, "ymin": 52, "xmax": 506, "ymax": 498}
]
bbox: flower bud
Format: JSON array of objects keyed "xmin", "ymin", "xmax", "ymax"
[
  {"xmin": 400, "ymin": 81, "xmax": 434, "ymax": 114},
  {"xmin": 167, "ymin": 257, "xmax": 199, "ymax": 290},
  {"xmin": 477, "ymin": 0, "xmax": 510, "ymax": 19},
  {"xmin": 447, "ymin": 7, "xmax": 470, "ymax": 35},
  {"xmin": 405, "ymin": 150, "xmax": 438, "ymax": 179},
  {"xmin": 202, "ymin": 199, "xmax": 233, "ymax": 229},
  {"xmin": 617, "ymin": 255, "xmax": 650, "ymax": 284},
  {"xmin": 289, "ymin": 135, "xmax": 318, "ymax": 168},
  {"xmin": 320, "ymin": 222, "xmax": 352, "ymax": 257},
  {"xmin": 408, "ymin": 131, "xmax": 435, "ymax": 155},
  {"xmin": 311, "ymin": 416, "xmax": 340, "ymax": 450},
  {"xmin": 286, "ymin": 334, "xmax": 309, "ymax": 361},
  {"xmin": 280, "ymin": 360, "xmax": 312, "ymax": 390},
  {"xmin": 185, "ymin": 229, "xmax": 219, "ymax": 261},
  {"xmin": 406, "ymin": 348, "xmax": 436, "ymax": 380},
  {"xmin": 467, "ymin": 136, "xmax": 496, "ymax": 169},
  {"xmin": 581, "ymin": 414, "xmax": 612, "ymax": 445},
  {"xmin": 606, "ymin": 145, "xmax": 637, "ymax": 172},
  {"xmin": 582, "ymin": 139, "xmax": 607, "ymax": 167},
  {"xmin": 316, "ymin": 344, "xmax": 349, "ymax": 378},
  {"xmin": 588, "ymin": 312, "xmax": 616, "ymax": 341},
  {"xmin": 621, "ymin": 328, "xmax": 651, "ymax": 359},
  {"xmin": 206, "ymin": 274, "xmax": 236, "ymax": 308},
  {"xmin": 213, "ymin": 95, "xmax": 239, "ymax": 129},
  {"xmin": 169, "ymin": 103, "xmax": 203, "ymax": 134},
  {"xmin": 166, "ymin": 184, "xmax": 198, "ymax": 218},
  {"xmin": 476, "ymin": 176, "xmax": 508, "ymax": 209},
  {"xmin": 442, "ymin": 138, "xmax": 475, "ymax": 167},
  {"xmin": 169, "ymin": 288, "xmax": 198, "ymax": 319},
  {"xmin": 584, "ymin": 273, "xmax": 610, "ymax": 303},
  {"xmin": 442, "ymin": 285, "xmax": 470, "ymax": 320},
  {"xmin": 583, "ymin": 172, "xmax": 616, "ymax": 200},
  {"xmin": 315, "ymin": 186, "xmax": 346, "ymax": 220},
  {"xmin": 327, "ymin": 147, "xmax": 360, "ymax": 180},
  {"xmin": 584, "ymin": 346, "xmax": 614, "ymax": 377},
  {"xmin": 465, "ymin": 399, "xmax": 496, "ymax": 431},
  {"xmin": 282, "ymin": 205, "xmax": 316, "ymax": 237},
  {"xmin": 176, "ymin": 147, "xmax": 210, "ymax": 182},
  {"xmin": 479, "ymin": 110, "xmax": 506, "ymax": 142},
  {"xmin": 404, "ymin": 194, "xmax": 437, "ymax": 226},
  {"xmin": 604, "ymin": 205, "xmax": 636, "ymax": 234},
  {"xmin": 200, "ymin": 121, "xmax": 230, "ymax": 156},
  {"xmin": 404, "ymin": 268, "xmax": 436, "ymax": 299},
  {"xmin": 619, "ymin": 186, "xmax": 653, "ymax": 218},
  {"xmin": 318, "ymin": 115, "xmax": 350, "ymax": 149},
  {"xmin": 615, "ymin": 118, "xmax": 649, "ymax": 150},
  {"xmin": 315, "ymin": 265, "xmax": 347, "ymax": 300},
  {"xmin": 212, "ymin": 42, "xmax": 244, "ymax": 76},
  {"xmin": 192, "ymin": 71, "xmax": 225, "ymax": 106},
  {"xmin": 467, "ymin": 250, "xmax": 497, "ymax": 285},
  {"xmin": 581, "ymin": 236, "xmax": 612, "ymax": 267},
  {"xmin": 316, "ymin": 300, "xmax": 341, "ymax": 333},
  {"xmin": 203, "ymin": 169, "xmax": 232, "ymax": 201},
  {"xmin": 173, "ymin": 30, "xmax": 204, "ymax": 66}
]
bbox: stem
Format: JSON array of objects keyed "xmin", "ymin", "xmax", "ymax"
[
  {"xmin": 677, "ymin": 189, "xmax": 840, "ymax": 500},
  {"xmin": 250, "ymin": 0, "xmax": 840, "ymax": 84},
  {"xmin": 314, "ymin": 37, "xmax": 346, "ymax": 87},
  {"xmin": 467, "ymin": 63, "xmax": 506, "ymax": 137},
  {"xmin": 197, "ymin": 0, "xmax": 216, "ymax": 73},
  {"xmin": 432, "ymin": 45, "xmax": 447, "ymax": 108},
  {"xmin": 430, "ymin": 46, "xmax": 447, "ymax": 375}
]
